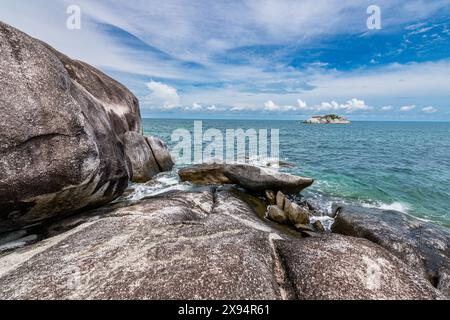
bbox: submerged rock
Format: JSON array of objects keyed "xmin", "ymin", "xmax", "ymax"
[
  {"xmin": 179, "ymin": 164, "xmax": 314, "ymax": 194},
  {"xmin": 0, "ymin": 22, "xmax": 172, "ymax": 232},
  {"xmin": 276, "ymin": 234, "xmax": 444, "ymax": 300},
  {"xmin": 332, "ymin": 205, "xmax": 450, "ymax": 298}
]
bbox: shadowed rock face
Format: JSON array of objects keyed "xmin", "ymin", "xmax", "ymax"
[
  {"xmin": 0, "ymin": 22, "xmax": 172, "ymax": 232},
  {"xmin": 123, "ymin": 132, "xmax": 174, "ymax": 183},
  {"xmin": 331, "ymin": 205, "xmax": 450, "ymax": 298},
  {"xmin": 0, "ymin": 187, "xmax": 442, "ymax": 300},
  {"xmin": 179, "ymin": 164, "xmax": 314, "ymax": 194},
  {"xmin": 277, "ymin": 234, "xmax": 444, "ymax": 300}
]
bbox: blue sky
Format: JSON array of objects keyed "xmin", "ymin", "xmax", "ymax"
[{"xmin": 1, "ymin": 0, "xmax": 450, "ymax": 120}]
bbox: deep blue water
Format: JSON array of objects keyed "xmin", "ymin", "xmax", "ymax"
[{"xmin": 143, "ymin": 119, "xmax": 450, "ymax": 227}]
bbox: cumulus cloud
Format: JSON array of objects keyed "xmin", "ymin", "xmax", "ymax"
[
  {"xmin": 264, "ymin": 100, "xmax": 291, "ymax": 112},
  {"xmin": 262, "ymin": 98, "xmax": 372, "ymax": 113},
  {"xmin": 381, "ymin": 105, "xmax": 393, "ymax": 111},
  {"xmin": 400, "ymin": 105, "xmax": 416, "ymax": 112},
  {"xmin": 146, "ymin": 81, "xmax": 181, "ymax": 109},
  {"xmin": 314, "ymin": 98, "xmax": 372, "ymax": 113},
  {"xmin": 422, "ymin": 106, "xmax": 438, "ymax": 113}
]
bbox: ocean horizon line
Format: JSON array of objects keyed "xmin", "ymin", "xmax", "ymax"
[{"xmin": 142, "ymin": 117, "xmax": 450, "ymax": 123}]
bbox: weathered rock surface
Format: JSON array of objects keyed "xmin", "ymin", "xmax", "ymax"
[
  {"xmin": 277, "ymin": 234, "xmax": 444, "ymax": 300},
  {"xmin": 0, "ymin": 22, "xmax": 172, "ymax": 232},
  {"xmin": 265, "ymin": 190, "xmax": 276, "ymax": 205},
  {"xmin": 123, "ymin": 133, "xmax": 174, "ymax": 183},
  {"xmin": 266, "ymin": 191, "xmax": 311, "ymax": 228},
  {"xmin": 0, "ymin": 188, "xmax": 293, "ymax": 300},
  {"xmin": 266, "ymin": 205, "xmax": 288, "ymax": 224},
  {"xmin": 285, "ymin": 201, "xmax": 310, "ymax": 225},
  {"xmin": 332, "ymin": 205, "xmax": 450, "ymax": 298},
  {"xmin": 146, "ymin": 136, "xmax": 174, "ymax": 172},
  {"xmin": 123, "ymin": 132, "xmax": 160, "ymax": 183},
  {"xmin": 179, "ymin": 164, "xmax": 314, "ymax": 194},
  {"xmin": 0, "ymin": 186, "xmax": 444, "ymax": 300}
]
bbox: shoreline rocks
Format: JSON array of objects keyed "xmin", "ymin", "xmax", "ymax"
[
  {"xmin": 0, "ymin": 187, "xmax": 444, "ymax": 300},
  {"xmin": 277, "ymin": 234, "xmax": 444, "ymax": 300},
  {"xmin": 0, "ymin": 22, "xmax": 173, "ymax": 233},
  {"xmin": 179, "ymin": 164, "xmax": 314, "ymax": 194},
  {"xmin": 331, "ymin": 205, "xmax": 450, "ymax": 298},
  {"xmin": 266, "ymin": 191, "xmax": 316, "ymax": 232}
]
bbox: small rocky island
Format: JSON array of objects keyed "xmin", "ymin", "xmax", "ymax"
[
  {"xmin": 304, "ymin": 114, "xmax": 351, "ymax": 124},
  {"xmin": 0, "ymin": 22, "xmax": 449, "ymax": 300}
]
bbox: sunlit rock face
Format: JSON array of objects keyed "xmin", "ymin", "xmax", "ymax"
[{"xmin": 0, "ymin": 22, "xmax": 172, "ymax": 232}]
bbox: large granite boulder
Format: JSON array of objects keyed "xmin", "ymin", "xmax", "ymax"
[
  {"xmin": 331, "ymin": 205, "xmax": 450, "ymax": 298},
  {"xmin": 179, "ymin": 164, "xmax": 314, "ymax": 194},
  {"xmin": 123, "ymin": 133, "xmax": 174, "ymax": 183},
  {"xmin": 146, "ymin": 136, "xmax": 174, "ymax": 172},
  {"xmin": 0, "ymin": 22, "xmax": 172, "ymax": 233},
  {"xmin": 277, "ymin": 234, "xmax": 444, "ymax": 300}
]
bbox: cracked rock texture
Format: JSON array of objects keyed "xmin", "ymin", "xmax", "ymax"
[
  {"xmin": 0, "ymin": 188, "xmax": 442, "ymax": 300},
  {"xmin": 332, "ymin": 205, "xmax": 450, "ymax": 298},
  {"xmin": 277, "ymin": 234, "xmax": 444, "ymax": 300},
  {"xmin": 0, "ymin": 22, "xmax": 172, "ymax": 233}
]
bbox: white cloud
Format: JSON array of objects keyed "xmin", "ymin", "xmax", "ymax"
[
  {"xmin": 316, "ymin": 98, "xmax": 372, "ymax": 113},
  {"xmin": 207, "ymin": 105, "xmax": 219, "ymax": 111},
  {"xmin": 381, "ymin": 105, "xmax": 393, "ymax": 111},
  {"xmin": 262, "ymin": 98, "xmax": 371, "ymax": 113},
  {"xmin": 185, "ymin": 102, "xmax": 203, "ymax": 111},
  {"xmin": 263, "ymin": 100, "xmax": 308, "ymax": 112},
  {"xmin": 422, "ymin": 106, "xmax": 438, "ymax": 113},
  {"xmin": 297, "ymin": 99, "xmax": 308, "ymax": 109},
  {"xmin": 400, "ymin": 105, "xmax": 416, "ymax": 112},
  {"xmin": 146, "ymin": 81, "xmax": 181, "ymax": 109}
]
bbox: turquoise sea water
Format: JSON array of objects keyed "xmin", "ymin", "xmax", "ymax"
[{"xmin": 143, "ymin": 119, "xmax": 450, "ymax": 228}]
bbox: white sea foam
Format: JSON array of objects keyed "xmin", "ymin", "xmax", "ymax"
[
  {"xmin": 376, "ymin": 202, "xmax": 410, "ymax": 212},
  {"xmin": 119, "ymin": 171, "xmax": 192, "ymax": 201}
]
